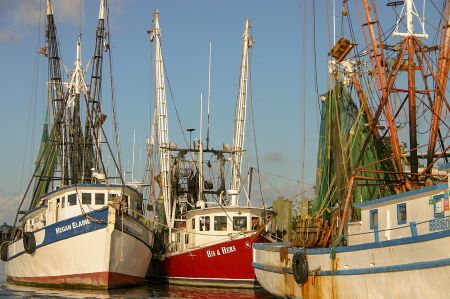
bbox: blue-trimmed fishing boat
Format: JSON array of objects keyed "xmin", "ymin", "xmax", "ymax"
[
  {"xmin": 0, "ymin": 0, "xmax": 153, "ymax": 289},
  {"xmin": 253, "ymin": 0, "xmax": 450, "ymax": 297}
]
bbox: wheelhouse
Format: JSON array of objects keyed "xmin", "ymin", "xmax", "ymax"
[
  {"xmin": 20, "ymin": 184, "xmax": 142, "ymax": 234},
  {"xmin": 170, "ymin": 207, "xmax": 270, "ymax": 253}
]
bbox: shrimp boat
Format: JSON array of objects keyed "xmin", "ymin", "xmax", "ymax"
[
  {"xmin": 253, "ymin": 0, "xmax": 450, "ymax": 298},
  {"xmin": 147, "ymin": 11, "xmax": 274, "ymax": 288},
  {"xmin": 0, "ymin": 0, "xmax": 153, "ymax": 289}
]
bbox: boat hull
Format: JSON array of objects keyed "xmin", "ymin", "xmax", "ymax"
[
  {"xmin": 152, "ymin": 234, "xmax": 268, "ymax": 288},
  {"xmin": 5, "ymin": 208, "xmax": 153, "ymax": 289},
  {"xmin": 253, "ymin": 229, "xmax": 450, "ymax": 298}
]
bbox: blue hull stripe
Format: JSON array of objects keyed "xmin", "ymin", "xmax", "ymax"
[
  {"xmin": 253, "ymin": 229, "xmax": 450, "ymax": 255},
  {"xmin": 253, "ymin": 258, "xmax": 450, "ymax": 276},
  {"xmin": 7, "ymin": 208, "xmax": 108, "ymax": 261}
]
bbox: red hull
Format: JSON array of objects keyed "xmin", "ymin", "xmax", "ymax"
[
  {"xmin": 157, "ymin": 235, "xmax": 269, "ymax": 287},
  {"xmin": 7, "ymin": 271, "xmax": 144, "ymax": 289}
]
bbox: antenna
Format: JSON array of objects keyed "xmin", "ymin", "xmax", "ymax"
[
  {"xmin": 132, "ymin": 129, "xmax": 136, "ymax": 181},
  {"xmin": 206, "ymin": 42, "xmax": 212, "ymax": 149},
  {"xmin": 198, "ymin": 93, "xmax": 204, "ymax": 205},
  {"xmin": 392, "ymin": 0, "xmax": 428, "ymax": 38}
]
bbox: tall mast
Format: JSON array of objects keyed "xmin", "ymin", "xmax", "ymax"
[
  {"xmin": 392, "ymin": 0, "xmax": 428, "ymax": 176},
  {"xmin": 206, "ymin": 42, "xmax": 212, "ymax": 150},
  {"xmin": 46, "ymin": 0, "xmax": 67, "ymax": 183},
  {"xmin": 150, "ymin": 11, "xmax": 172, "ymax": 229},
  {"xmin": 355, "ymin": 0, "xmax": 448, "ymax": 185},
  {"xmin": 427, "ymin": 2, "xmax": 450, "ymax": 168},
  {"xmin": 85, "ymin": 0, "xmax": 107, "ymax": 181},
  {"xmin": 229, "ymin": 19, "xmax": 253, "ymax": 207},
  {"xmin": 199, "ymin": 94, "xmax": 204, "ymax": 205}
]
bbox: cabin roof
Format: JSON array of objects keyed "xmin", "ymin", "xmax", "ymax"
[
  {"xmin": 39, "ymin": 183, "xmax": 140, "ymax": 200},
  {"xmin": 183, "ymin": 206, "xmax": 275, "ymax": 218},
  {"xmin": 353, "ymin": 183, "xmax": 448, "ymax": 209}
]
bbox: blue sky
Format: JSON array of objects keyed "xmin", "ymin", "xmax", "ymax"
[{"xmin": 0, "ymin": 0, "xmax": 444, "ymax": 224}]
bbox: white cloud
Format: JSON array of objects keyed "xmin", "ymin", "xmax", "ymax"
[
  {"xmin": 53, "ymin": 1, "xmax": 83, "ymax": 25},
  {"xmin": 0, "ymin": 30, "xmax": 20, "ymax": 42},
  {"xmin": 14, "ymin": 1, "xmax": 41, "ymax": 26},
  {"xmin": 0, "ymin": 0, "xmax": 83, "ymax": 43}
]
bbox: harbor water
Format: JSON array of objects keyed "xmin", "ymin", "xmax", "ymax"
[{"xmin": 0, "ymin": 262, "xmax": 273, "ymax": 298}]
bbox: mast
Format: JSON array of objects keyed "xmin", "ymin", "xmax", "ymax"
[
  {"xmin": 229, "ymin": 19, "xmax": 253, "ymax": 207},
  {"xmin": 150, "ymin": 11, "xmax": 172, "ymax": 230},
  {"xmin": 353, "ymin": 0, "xmax": 449, "ymax": 186},
  {"xmin": 30, "ymin": 0, "xmax": 65, "ymax": 207},
  {"xmin": 198, "ymin": 94, "xmax": 204, "ymax": 206},
  {"xmin": 360, "ymin": 0, "xmax": 405, "ymax": 186},
  {"xmin": 206, "ymin": 42, "xmax": 212, "ymax": 150},
  {"xmin": 67, "ymin": 35, "xmax": 87, "ymax": 185},
  {"xmin": 427, "ymin": 2, "xmax": 450, "ymax": 168},
  {"xmin": 46, "ymin": 0, "xmax": 67, "ymax": 184},
  {"xmin": 85, "ymin": 0, "xmax": 107, "ymax": 182}
]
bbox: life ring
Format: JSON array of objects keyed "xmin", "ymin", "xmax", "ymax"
[
  {"xmin": 1, "ymin": 242, "xmax": 8, "ymax": 261},
  {"xmin": 292, "ymin": 252, "xmax": 308, "ymax": 284},
  {"xmin": 23, "ymin": 232, "xmax": 36, "ymax": 254}
]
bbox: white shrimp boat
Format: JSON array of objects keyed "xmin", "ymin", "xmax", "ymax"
[{"xmin": 0, "ymin": 0, "xmax": 153, "ymax": 289}]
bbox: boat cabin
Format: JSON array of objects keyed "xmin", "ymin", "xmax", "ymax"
[
  {"xmin": 170, "ymin": 207, "xmax": 269, "ymax": 253},
  {"xmin": 348, "ymin": 175, "xmax": 449, "ymax": 246},
  {"xmin": 20, "ymin": 184, "xmax": 142, "ymax": 233}
]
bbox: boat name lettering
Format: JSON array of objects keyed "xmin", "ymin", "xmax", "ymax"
[
  {"xmin": 72, "ymin": 218, "xmax": 91, "ymax": 229},
  {"xmin": 429, "ymin": 218, "xmax": 450, "ymax": 232},
  {"xmin": 54, "ymin": 219, "xmax": 91, "ymax": 234},
  {"xmin": 205, "ymin": 245, "xmax": 237, "ymax": 258},
  {"xmin": 206, "ymin": 249, "xmax": 218, "ymax": 258},
  {"xmin": 221, "ymin": 245, "xmax": 236, "ymax": 255},
  {"xmin": 55, "ymin": 224, "xmax": 72, "ymax": 234}
]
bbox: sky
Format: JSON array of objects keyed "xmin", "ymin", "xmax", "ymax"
[{"xmin": 0, "ymin": 0, "xmax": 445, "ymax": 224}]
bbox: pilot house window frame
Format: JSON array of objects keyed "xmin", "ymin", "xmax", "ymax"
[
  {"xmin": 81, "ymin": 193, "xmax": 92, "ymax": 205},
  {"xmin": 214, "ymin": 216, "xmax": 227, "ymax": 231},
  {"xmin": 95, "ymin": 193, "xmax": 105, "ymax": 205},
  {"xmin": 199, "ymin": 216, "xmax": 210, "ymax": 231},
  {"xmin": 397, "ymin": 203, "xmax": 407, "ymax": 225},
  {"xmin": 369, "ymin": 209, "xmax": 378, "ymax": 230},
  {"xmin": 67, "ymin": 193, "xmax": 77, "ymax": 206},
  {"xmin": 233, "ymin": 216, "xmax": 247, "ymax": 231}
]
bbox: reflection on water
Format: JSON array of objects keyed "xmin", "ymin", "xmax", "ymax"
[{"xmin": 0, "ymin": 262, "xmax": 273, "ymax": 298}]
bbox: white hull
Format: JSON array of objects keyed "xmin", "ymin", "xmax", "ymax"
[
  {"xmin": 5, "ymin": 208, "xmax": 153, "ymax": 288},
  {"xmin": 253, "ymin": 230, "xmax": 450, "ymax": 298}
]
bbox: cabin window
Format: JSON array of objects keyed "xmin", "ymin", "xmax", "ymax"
[
  {"xmin": 369, "ymin": 209, "xmax": 378, "ymax": 230},
  {"xmin": 82, "ymin": 193, "xmax": 92, "ymax": 205},
  {"xmin": 109, "ymin": 194, "xmax": 118, "ymax": 200},
  {"xmin": 176, "ymin": 232, "xmax": 180, "ymax": 243},
  {"xmin": 397, "ymin": 203, "xmax": 407, "ymax": 225},
  {"xmin": 214, "ymin": 216, "xmax": 228, "ymax": 231},
  {"xmin": 185, "ymin": 233, "xmax": 189, "ymax": 244},
  {"xmin": 61, "ymin": 197, "xmax": 65, "ymax": 208},
  {"xmin": 191, "ymin": 218, "xmax": 195, "ymax": 230},
  {"xmin": 136, "ymin": 200, "xmax": 142, "ymax": 211},
  {"xmin": 68, "ymin": 194, "xmax": 77, "ymax": 206},
  {"xmin": 251, "ymin": 217, "xmax": 260, "ymax": 230},
  {"xmin": 434, "ymin": 195, "xmax": 445, "ymax": 218},
  {"xmin": 233, "ymin": 216, "xmax": 247, "ymax": 231},
  {"xmin": 199, "ymin": 216, "xmax": 210, "ymax": 231},
  {"xmin": 95, "ymin": 193, "xmax": 105, "ymax": 205}
]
